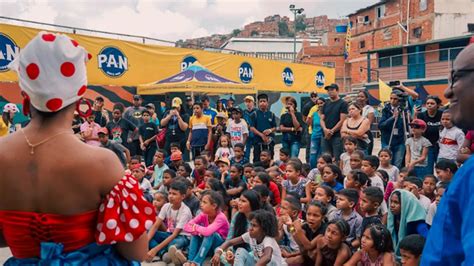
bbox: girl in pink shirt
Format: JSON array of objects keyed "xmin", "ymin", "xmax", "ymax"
[{"xmin": 178, "ymin": 190, "xmax": 230, "ymax": 266}]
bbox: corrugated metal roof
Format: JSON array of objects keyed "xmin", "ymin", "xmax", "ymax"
[{"xmin": 347, "ymin": 0, "xmax": 391, "ymax": 17}]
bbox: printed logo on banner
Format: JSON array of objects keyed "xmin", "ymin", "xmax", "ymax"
[
  {"xmin": 0, "ymin": 33, "xmax": 20, "ymax": 72},
  {"xmin": 181, "ymin": 55, "xmax": 197, "ymax": 71},
  {"xmin": 282, "ymin": 67, "xmax": 294, "ymax": 86},
  {"xmin": 239, "ymin": 62, "xmax": 253, "ymax": 83},
  {"xmin": 97, "ymin": 46, "xmax": 128, "ymax": 78},
  {"xmin": 316, "ymin": 71, "xmax": 325, "ymax": 88}
]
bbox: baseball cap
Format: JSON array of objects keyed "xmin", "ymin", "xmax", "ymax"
[
  {"xmin": 172, "ymin": 97, "xmax": 182, "ymax": 108},
  {"xmin": 186, "ymin": 96, "xmax": 192, "ymax": 101},
  {"xmin": 200, "ymin": 95, "xmax": 210, "ymax": 102},
  {"xmin": 228, "ymin": 97, "xmax": 235, "ymax": 102},
  {"xmin": 171, "ymin": 151, "xmax": 183, "ymax": 161},
  {"xmin": 409, "ymin": 119, "xmax": 427, "ymax": 129},
  {"xmin": 324, "ymin": 83, "xmax": 339, "ymax": 91},
  {"xmin": 216, "ymin": 112, "xmax": 228, "ymax": 119},
  {"xmin": 230, "ymin": 106, "xmax": 243, "ymax": 114},
  {"xmin": 98, "ymin": 127, "xmax": 108, "ymax": 135},
  {"xmin": 215, "ymin": 157, "xmax": 230, "ymax": 166},
  {"xmin": 244, "ymin": 96, "xmax": 255, "ymax": 102},
  {"xmin": 146, "ymin": 103, "xmax": 155, "ymax": 109},
  {"xmin": 133, "ymin": 94, "xmax": 142, "ymax": 100}
]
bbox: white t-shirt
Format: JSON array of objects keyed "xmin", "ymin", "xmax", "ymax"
[
  {"xmin": 418, "ymin": 194, "xmax": 432, "ymax": 213},
  {"xmin": 158, "ymin": 203, "xmax": 193, "ymax": 235},
  {"xmin": 369, "ymin": 175, "xmax": 385, "ymax": 194},
  {"xmin": 241, "ymin": 232, "xmax": 286, "ymax": 266},
  {"xmin": 426, "ymin": 202, "xmax": 437, "ymax": 226},
  {"xmin": 378, "ymin": 165, "xmax": 399, "ymax": 182},
  {"xmin": 340, "ymin": 152, "xmax": 352, "ymax": 176},
  {"xmin": 406, "ymin": 136, "xmax": 432, "ymax": 167},
  {"xmin": 283, "ymin": 224, "xmax": 300, "ymax": 252},
  {"xmin": 139, "ymin": 178, "xmax": 153, "ymax": 193},
  {"xmin": 362, "ymin": 105, "xmax": 375, "ymax": 119},
  {"xmin": 226, "ymin": 119, "xmax": 249, "ymax": 147},
  {"xmin": 438, "ymin": 126, "xmax": 465, "ymax": 160}
]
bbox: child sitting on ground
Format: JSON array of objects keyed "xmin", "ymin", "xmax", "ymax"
[
  {"xmin": 360, "ymin": 187, "xmax": 384, "ymax": 233},
  {"xmin": 402, "ymin": 177, "xmax": 432, "ymax": 212},
  {"xmin": 179, "ymin": 177, "xmax": 200, "ymax": 216},
  {"xmin": 215, "ymin": 134, "xmax": 234, "ymax": 159},
  {"xmin": 314, "ymin": 185, "xmax": 337, "ymax": 221},
  {"xmin": 321, "ymin": 164, "xmax": 344, "ymax": 192},
  {"xmin": 157, "ymin": 169, "xmax": 176, "ymax": 194},
  {"xmin": 314, "ymin": 219, "xmax": 352, "ymax": 265},
  {"xmin": 230, "ymin": 143, "xmax": 248, "ymax": 166},
  {"xmin": 131, "ymin": 164, "xmax": 153, "ymax": 202},
  {"xmin": 384, "ymin": 167, "xmax": 409, "ymax": 202},
  {"xmin": 253, "ymin": 150, "xmax": 274, "ymax": 169},
  {"xmin": 421, "ymin": 175, "xmax": 437, "ymax": 202},
  {"xmin": 378, "ymin": 148, "xmax": 399, "ymax": 182},
  {"xmin": 282, "ymin": 160, "xmax": 311, "ymax": 208},
  {"xmin": 153, "ymin": 191, "xmax": 168, "ymax": 216},
  {"xmin": 252, "ymin": 185, "xmax": 276, "ymax": 215},
  {"xmin": 152, "ymin": 149, "xmax": 169, "ymax": 188},
  {"xmin": 425, "ymin": 182, "xmax": 449, "ymax": 227},
  {"xmin": 181, "ymin": 191, "xmax": 230, "ymax": 266},
  {"xmin": 307, "ymin": 153, "xmax": 332, "ymax": 184},
  {"xmin": 344, "ymin": 224, "xmax": 394, "ymax": 265},
  {"xmin": 434, "ymin": 159, "xmax": 457, "ymax": 183},
  {"xmin": 277, "ymin": 195, "xmax": 302, "ymax": 261},
  {"xmin": 177, "ymin": 163, "xmax": 192, "ymax": 180},
  {"xmin": 334, "ymin": 188, "xmax": 363, "ymax": 249},
  {"xmin": 254, "ymin": 172, "xmax": 281, "ymax": 206},
  {"xmin": 399, "ymin": 234, "xmax": 425, "ymax": 266},
  {"xmin": 147, "ymin": 181, "xmax": 193, "ymax": 262},
  {"xmin": 350, "ymin": 150, "xmax": 364, "ymax": 171},
  {"xmin": 340, "ymin": 136, "xmax": 358, "ymax": 177},
  {"xmin": 361, "ymin": 155, "xmax": 385, "ymax": 194},
  {"xmin": 191, "ymin": 155, "xmax": 208, "ymax": 187}
]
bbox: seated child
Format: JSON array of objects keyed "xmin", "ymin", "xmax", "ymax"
[
  {"xmin": 399, "ymin": 234, "xmax": 425, "ymax": 266},
  {"xmin": 147, "ymin": 181, "xmax": 193, "ymax": 262},
  {"xmin": 421, "ymin": 174, "xmax": 437, "ymax": 202},
  {"xmin": 277, "ymin": 195, "xmax": 302, "ymax": 258},
  {"xmin": 215, "ymin": 135, "xmax": 234, "ymax": 159},
  {"xmin": 230, "ymin": 143, "xmax": 249, "ymax": 166},
  {"xmin": 253, "ymin": 150, "xmax": 274, "ymax": 168},
  {"xmin": 211, "ymin": 210, "xmax": 283, "ymax": 266},
  {"xmin": 131, "ymin": 164, "xmax": 153, "ymax": 202},
  {"xmin": 307, "ymin": 153, "xmax": 332, "ymax": 184},
  {"xmin": 426, "ymin": 181, "xmax": 449, "ymax": 227},
  {"xmin": 378, "ymin": 148, "xmax": 399, "ymax": 182},
  {"xmin": 180, "ymin": 191, "xmax": 230, "ymax": 266},
  {"xmin": 314, "ymin": 219, "xmax": 351, "ymax": 265},
  {"xmin": 334, "ymin": 188, "xmax": 363, "ymax": 249},
  {"xmin": 345, "ymin": 169, "xmax": 370, "ymax": 215},
  {"xmin": 153, "ymin": 191, "xmax": 168, "ymax": 214},
  {"xmin": 254, "ymin": 172, "xmax": 281, "ymax": 206},
  {"xmin": 157, "ymin": 169, "xmax": 176, "ymax": 194},
  {"xmin": 252, "ymin": 185, "xmax": 276, "ymax": 215},
  {"xmin": 344, "ymin": 224, "xmax": 394, "ymax": 265},
  {"xmin": 360, "ymin": 187, "xmax": 384, "ymax": 234},
  {"xmin": 340, "ymin": 136, "xmax": 357, "ymax": 177},
  {"xmin": 361, "ymin": 155, "xmax": 385, "ymax": 194},
  {"xmin": 384, "ymin": 167, "xmax": 409, "ymax": 202},
  {"xmin": 169, "ymin": 151, "xmax": 184, "ymax": 172},
  {"xmin": 349, "ymin": 150, "xmax": 364, "ymax": 171},
  {"xmin": 191, "ymin": 155, "xmax": 208, "ymax": 187},
  {"xmin": 282, "ymin": 160, "xmax": 311, "ymax": 207},
  {"xmin": 179, "ymin": 177, "xmax": 200, "ymax": 216},
  {"xmin": 434, "ymin": 159, "xmax": 457, "ymax": 183},
  {"xmin": 402, "ymin": 176, "xmax": 432, "ymax": 212},
  {"xmin": 177, "ymin": 163, "xmax": 192, "ymax": 179},
  {"xmin": 224, "ymin": 163, "xmax": 247, "ymax": 199},
  {"xmin": 321, "ymin": 164, "xmax": 344, "ymax": 192},
  {"xmin": 314, "ymin": 185, "xmax": 337, "ymax": 221},
  {"xmin": 216, "ymin": 157, "xmax": 231, "ymax": 183},
  {"xmin": 152, "ymin": 149, "xmax": 169, "ymax": 188}
]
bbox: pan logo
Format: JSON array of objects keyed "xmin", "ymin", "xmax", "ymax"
[
  {"xmin": 181, "ymin": 55, "xmax": 197, "ymax": 71},
  {"xmin": 0, "ymin": 33, "xmax": 20, "ymax": 72},
  {"xmin": 316, "ymin": 71, "xmax": 325, "ymax": 88},
  {"xmin": 239, "ymin": 62, "xmax": 253, "ymax": 83},
  {"xmin": 282, "ymin": 67, "xmax": 294, "ymax": 86},
  {"xmin": 98, "ymin": 46, "xmax": 128, "ymax": 78}
]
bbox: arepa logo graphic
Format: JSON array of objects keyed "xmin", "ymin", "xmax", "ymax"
[
  {"xmin": 98, "ymin": 46, "xmax": 128, "ymax": 78},
  {"xmin": 239, "ymin": 62, "xmax": 253, "ymax": 83},
  {"xmin": 0, "ymin": 33, "xmax": 20, "ymax": 72},
  {"xmin": 316, "ymin": 71, "xmax": 325, "ymax": 88},
  {"xmin": 282, "ymin": 67, "xmax": 294, "ymax": 86},
  {"xmin": 181, "ymin": 55, "xmax": 197, "ymax": 71}
]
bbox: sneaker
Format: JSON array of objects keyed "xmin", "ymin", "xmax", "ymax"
[
  {"xmin": 168, "ymin": 245, "xmax": 187, "ymax": 265},
  {"xmin": 162, "ymin": 252, "xmax": 172, "ymax": 264}
]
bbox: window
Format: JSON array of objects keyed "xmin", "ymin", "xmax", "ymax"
[
  {"xmin": 364, "ymin": 15, "xmax": 370, "ymax": 24},
  {"xmin": 334, "ymin": 38, "xmax": 340, "ymax": 42},
  {"xmin": 468, "ymin": 23, "xmax": 474, "ymax": 33},
  {"xmin": 359, "ymin": 41, "xmax": 366, "ymax": 49},
  {"xmin": 439, "ymin": 39, "xmax": 469, "ymax": 61},
  {"xmin": 420, "ymin": 0, "xmax": 428, "ymax": 11},
  {"xmin": 378, "ymin": 48, "xmax": 403, "ymax": 68},
  {"xmin": 376, "ymin": 5, "xmax": 386, "ymax": 19},
  {"xmin": 323, "ymin": 62, "xmax": 336, "ymax": 68},
  {"xmin": 413, "ymin": 27, "xmax": 422, "ymax": 38}
]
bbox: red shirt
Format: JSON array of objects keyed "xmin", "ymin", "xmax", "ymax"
[{"xmin": 269, "ymin": 181, "xmax": 281, "ymax": 206}]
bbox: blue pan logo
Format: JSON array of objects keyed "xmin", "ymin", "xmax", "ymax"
[
  {"xmin": 316, "ymin": 71, "xmax": 325, "ymax": 88},
  {"xmin": 239, "ymin": 62, "xmax": 253, "ymax": 83},
  {"xmin": 0, "ymin": 33, "xmax": 20, "ymax": 72},
  {"xmin": 98, "ymin": 46, "xmax": 128, "ymax": 78},
  {"xmin": 282, "ymin": 67, "xmax": 294, "ymax": 86},
  {"xmin": 181, "ymin": 55, "xmax": 197, "ymax": 71}
]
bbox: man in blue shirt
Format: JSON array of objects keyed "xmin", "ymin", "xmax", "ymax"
[
  {"xmin": 200, "ymin": 95, "xmax": 217, "ymax": 125},
  {"xmin": 243, "ymin": 95, "xmax": 257, "ymax": 161},
  {"xmin": 422, "ymin": 44, "xmax": 474, "ymax": 265},
  {"xmin": 250, "ymin": 94, "xmax": 277, "ymax": 162}
]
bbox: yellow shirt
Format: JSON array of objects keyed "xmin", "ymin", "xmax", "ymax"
[
  {"xmin": 307, "ymin": 105, "xmax": 319, "ymax": 134},
  {"xmin": 0, "ymin": 119, "xmax": 10, "ymax": 137}
]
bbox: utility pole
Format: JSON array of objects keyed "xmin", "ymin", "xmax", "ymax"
[{"xmin": 289, "ymin": 4, "xmax": 304, "ymax": 62}]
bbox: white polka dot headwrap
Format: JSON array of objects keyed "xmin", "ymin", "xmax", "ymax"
[{"xmin": 9, "ymin": 31, "xmax": 90, "ymax": 112}]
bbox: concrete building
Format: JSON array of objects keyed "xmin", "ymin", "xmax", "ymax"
[{"xmin": 347, "ymin": 0, "xmax": 474, "ymax": 94}]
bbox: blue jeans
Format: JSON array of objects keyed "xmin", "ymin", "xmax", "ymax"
[
  {"xmin": 149, "ymin": 231, "xmax": 189, "ymax": 256},
  {"xmin": 309, "ymin": 135, "xmax": 322, "ymax": 169},
  {"xmin": 321, "ymin": 135, "xmax": 343, "ymax": 163},
  {"xmin": 382, "ymin": 142, "xmax": 406, "ymax": 169},
  {"xmin": 282, "ymin": 140, "xmax": 301, "ymax": 158},
  {"xmin": 188, "ymin": 233, "xmax": 224, "ymax": 265},
  {"xmin": 234, "ymin": 247, "xmax": 278, "ymax": 266},
  {"xmin": 426, "ymin": 146, "xmax": 438, "ymax": 176}
]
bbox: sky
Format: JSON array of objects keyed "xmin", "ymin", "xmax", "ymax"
[{"xmin": 0, "ymin": 0, "xmax": 379, "ymax": 43}]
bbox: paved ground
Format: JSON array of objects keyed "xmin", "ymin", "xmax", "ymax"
[{"xmin": 0, "ymin": 139, "xmax": 382, "ymax": 263}]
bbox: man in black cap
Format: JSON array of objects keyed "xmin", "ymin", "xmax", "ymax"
[
  {"xmin": 320, "ymin": 84, "xmax": 348, "ymax": 162},
  {"xmin": 123, "ymin": 94, "xmax": 146, "ymax": 157},
  {"xmin": 145, "ymin": 103, "xmax": 159, "ymax": 126},
  {"xmin": 185, "ymin": 95, "xmax": 194, "ymax": 117},
  {"xmin": 93, "ymin": 96, "xmax": 109, "ymax": 127},
  {"xmin": 250, "ymin": 93, "xmax": 277, "ymax": 161}
]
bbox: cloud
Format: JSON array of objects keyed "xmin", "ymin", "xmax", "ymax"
[{"xmin": 0, "ymin": 0, "xmax": 379, "ymax": 42}]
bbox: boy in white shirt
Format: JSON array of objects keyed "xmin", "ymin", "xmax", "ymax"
[
  {"xmin": 403, "ymin": 176, "xmax": 432, "ymax": 212},
  {"xmin": 439, "ymin": 110, "xmax": 465, "ymax": 161}
]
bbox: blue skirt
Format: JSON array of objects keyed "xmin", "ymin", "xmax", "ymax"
[{"xmin": 4, "ymin": 242, "xmax": 139, "ymax": 265}]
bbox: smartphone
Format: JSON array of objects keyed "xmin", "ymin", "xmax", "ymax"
[{"xmin": 388, "ymin": 80, "xmax": 401, "ymax": 87}]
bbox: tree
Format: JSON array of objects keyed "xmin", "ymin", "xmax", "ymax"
[
  {"xmin": 250, "ymin": 30, "xmax": 259, "ymax": 37},
  {"xmin": 295, "ymin": 15, "xmax": 307, "ymax": 32},
  {"xmin": 232, "ymin": 29, "xmax": 241, "ymax": 37},
  {"xmin": 278, "ymin": 21, "xmax": 289, "ymax": 36}
]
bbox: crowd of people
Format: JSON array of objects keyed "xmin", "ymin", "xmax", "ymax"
[{"xmin": 2, "ymin": 31, "xmax": 472, "ymax": 266}]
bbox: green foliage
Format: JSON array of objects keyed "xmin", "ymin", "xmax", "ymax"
[{"xmin": 278, "ymin": 21, "xmax": 289, "ymax": 36}]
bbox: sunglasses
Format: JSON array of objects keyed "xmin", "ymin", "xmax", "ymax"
[{"xmin": 410, "ymin": 124, "xmax": 424, "ymax": 129}]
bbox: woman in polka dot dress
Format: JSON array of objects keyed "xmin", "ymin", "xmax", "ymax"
[{"xmin": 0, "ymin": 32, "xmax": 155, "ymax": 264}]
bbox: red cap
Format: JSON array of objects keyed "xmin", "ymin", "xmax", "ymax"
[
  {"xmin": 98, "ymin": 127, "xmax": 108, "ymax": 135},
  {"xmin": 409, "ymin": 119, "xmax": 427, "ymax": 129}
]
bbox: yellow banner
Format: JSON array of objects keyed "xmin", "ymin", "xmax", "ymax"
[{"xmin": 0, "ymin": 23, "xmax": 334, "ymax": 93}]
